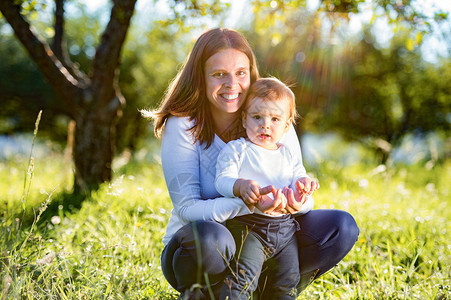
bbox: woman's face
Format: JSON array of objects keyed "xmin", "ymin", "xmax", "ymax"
[{"xmin": 204, "ymin": 48, "xmax": 251, "ymax": 118}]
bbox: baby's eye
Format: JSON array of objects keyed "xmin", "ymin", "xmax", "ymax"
[
  {"xmin": 253, "ymin": 115, "xmax": 261, "ymax": 120},
  {"xmin": 272, "ymin": 117, "xmax": 280, "ymax": 122}
]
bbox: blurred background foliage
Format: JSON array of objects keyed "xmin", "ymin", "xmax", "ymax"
[{"xmin": 0, "ymin": 0, "xmax": 450, "ymax": 163}]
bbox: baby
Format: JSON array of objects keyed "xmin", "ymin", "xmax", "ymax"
[{"xmin": 215, "ymin": 77, "xmax": 319, "ymax": 299}]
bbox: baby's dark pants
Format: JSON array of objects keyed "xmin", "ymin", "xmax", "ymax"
[{"xmin": 219, "ymin": 213, "xmax": 301, "ymax": 300}]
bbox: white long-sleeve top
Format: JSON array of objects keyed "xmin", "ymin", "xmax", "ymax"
[
  {"xmin": 160, "ymin": 116, "xmax": 313, "ymax": 246},
  {"xmin": 215, "ymin": 137, "xmax": 313, "ymax": 216}
]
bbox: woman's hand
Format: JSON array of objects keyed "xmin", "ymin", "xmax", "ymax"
[{"xmin": 256, "ymin": 188, "xmax": 287, "ymax": 216}]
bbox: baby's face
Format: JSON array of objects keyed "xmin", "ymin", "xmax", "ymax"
[{"xmin": 243, "ymin": 97, "xmax": 291, "ymax": 150}]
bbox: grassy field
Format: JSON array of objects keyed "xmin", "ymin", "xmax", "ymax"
[{"xmin": 0, "ymin": 136, "xmax": 450, "ymax": 299}]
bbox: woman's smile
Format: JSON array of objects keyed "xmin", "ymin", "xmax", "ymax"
[{"xmin": 221, "ymin": 93, "xmax": 240, "ymax": 101}]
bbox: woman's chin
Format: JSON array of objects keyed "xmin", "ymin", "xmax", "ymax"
[{"xmin": 220, "ymin": 104, "xmax": 241, "ymax": 114}]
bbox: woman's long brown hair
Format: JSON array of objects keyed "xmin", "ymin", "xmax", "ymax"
[{"xmin": 144, "ymin": 28, "xmax": 259, "ymax": 148}]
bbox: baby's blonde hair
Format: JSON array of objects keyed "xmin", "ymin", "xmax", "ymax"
[{"xmin": 244, "ymin": 77, "xmax": 298, "ymax": 123}]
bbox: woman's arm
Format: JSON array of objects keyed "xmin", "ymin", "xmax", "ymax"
[{"xmin": 161, "ymin": 117, "xmax": 252, "ymax": 223}]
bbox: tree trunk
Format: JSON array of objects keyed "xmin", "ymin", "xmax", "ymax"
[
  {"xmin": 72, "ymin": 90, "xmax": 123, "ymax": 194},
  {"xmin": 0, "ymin": 0, "xmax": 136, "ymax": 195},
  {"xmin": 73, "ymin": 110, "xmax": 115, "ymax": 193}
]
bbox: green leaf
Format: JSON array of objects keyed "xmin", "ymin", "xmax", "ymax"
[{"xmin": 405, "ymin": 38, "xmax": 414, "ymax": 51}]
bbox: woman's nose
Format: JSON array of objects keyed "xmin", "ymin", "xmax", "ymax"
[{"xmin": 224, "ymin": 75, "xmax": 238, "ymax": 88}]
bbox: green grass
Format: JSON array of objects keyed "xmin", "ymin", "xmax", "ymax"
[{"xmin": 1, "ymin": 139, "xmax": 450, "ymax": 299}]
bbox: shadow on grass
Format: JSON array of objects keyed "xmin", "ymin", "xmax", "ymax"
[
  {"xmin": 10, "ymin": 191, "xmax": 87, "ymax": 228},
  {"xmin": 39, "ymin": 191, "xmax": 86, "ymax": 221}
]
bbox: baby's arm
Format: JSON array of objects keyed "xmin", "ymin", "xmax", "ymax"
[
  {"xmin": 215, "ymin": 141, "xmax": 244, "ymax": 198},
  {"xmin": 215, "ymin": 139, "xmax": 279, "ymax": 211}
]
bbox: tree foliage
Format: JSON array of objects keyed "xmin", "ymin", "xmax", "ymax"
[
  {"xmin": 0, "ymin": 0, "xmax": 138, "ymax": 195},
  {"xmin": 0, "ymin": 0, "xmax": 232, "ymax": 194},
  {"xmin": 0, "ymin": 0, "xmax": 449, "ymax": 195},
  {"xmin": 245, "ymin": 0, "xmax": 450, "ymax": 162},
  {"xmin": 0, "ymin": 24, "xmax": 64, "ymax": 139},
  {"xmin": 330, "ymin": 29, "xmax": 450, "ymax": 162}
]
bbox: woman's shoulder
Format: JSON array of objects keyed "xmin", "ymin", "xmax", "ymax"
[
  {"xmin": 163, "ymin": 116, "xmax": 196, "ymax": 144},
  {"xmin": 278, "ymin": 142, "xmax": 295, "ymax": 159},
  {"xmin": 165, "ymin": 116, "xmax": 194, "ymax": 130},
  {"xmin": 280, "ymin": 124, "xmax": 301, "ymax": 151}
]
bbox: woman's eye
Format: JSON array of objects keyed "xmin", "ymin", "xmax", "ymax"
[
  {"xmin": 253, "ymin": 115, "xmax": 260, "ymax": 120},
  {"xmin": 213, "ymin": 72, "xmax": 225, "ymax": 78},
  {"xmin": 237, "ymin": 70, "xmax": 247, "ymax": 77},
  {"xmin": 272, "ymin": 117, "xmax": 280, "ymax": 122}
]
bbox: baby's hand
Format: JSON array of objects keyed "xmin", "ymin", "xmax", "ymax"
[
  {"xmin": 234, "ymin": 179, "xmax": 262, "ymax": 206},
  {"xmin": 296, "ymin": 177, "xmax": 320, "ymax": 196},
  {"xmin": 257, "ymin": 188, "xmax": 287, "ymax": 215},
  {"xmin": 282, "ymin": 186, "xmax": 305, "ymax": 214}
]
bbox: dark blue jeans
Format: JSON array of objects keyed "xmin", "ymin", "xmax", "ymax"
[{"xmin": 160, "ymin": 209, "xmax": 359, "ymax": 299}]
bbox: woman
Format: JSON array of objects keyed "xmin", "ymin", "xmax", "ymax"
[{"xmin": 145, "ymin": 28, "xmax": 359, "ymax": 299}]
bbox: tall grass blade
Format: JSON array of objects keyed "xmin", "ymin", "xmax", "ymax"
[{"xmin": 20, "ymin": 110, "xmax": 42, "ymax": 210}]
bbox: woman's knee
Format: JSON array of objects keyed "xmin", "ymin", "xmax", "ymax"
[
  {"xmin": 335, "ymin": 210, "xmax": 359, "ymax": 244},
  {"xmin": 194, "ymin": 221, "xmax": 235, "ymax": 252},
  {"xmin": 296, "ymin": 209, "xmax": 359, "ymax": 245},
  {"xmin": 323, "ymin": 210, "xmax": 360, "ymax": 263},
  {"xmin": 191, "ymin": 221, "xmax": 236, "ymax": 271},
  {"xmin": 296, "ymin": 209, "xmax": 359, "ymax": 268}
]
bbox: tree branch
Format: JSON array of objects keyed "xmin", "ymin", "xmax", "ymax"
[
  {"xmin": 0, "ymin": 0, "xmax": 82, "ymax": 115},
  {"xmin": 91, "ymin": 0, "xmax": 137, "ymax": 107},
  {"xmin": 52, "ymin": 0, "xmax": 89, "ymax": 85},
  {"xmin": 52, "ymin": 0, "xmax": 65, "ymax": 60}
]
